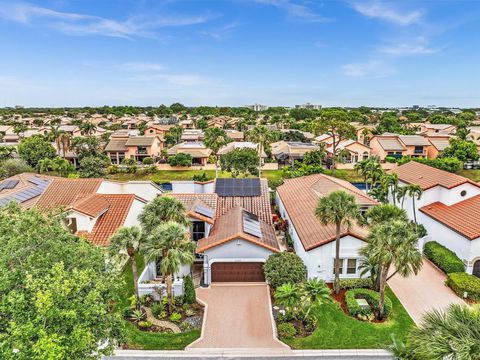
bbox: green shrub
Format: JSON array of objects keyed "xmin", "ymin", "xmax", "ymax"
[
  {"xmin": 151, "ymin": 302, "xmax": 164, "ymax": 318},
  {"xmin": 142, "ymin": 157, "xmax": 154, "ymax": 165},
  {"xmin": 277, "ymin": 322, "xmax": 297, "ymax": 338},
  {"xmin": 424, "ymin": 241, "xmax": 465, "ymax": 274},
  {"xmin": 137, "ymin": 320, "xmax": 152, "ymax": 329},
  {"xmin": 396, "ymin": 157, "xmax": 462, "ymax": 173},
  {"xmin": 339, "ymin": 278, "xmax": 373, "ymax": 290},
  {"xmin": 169, "ymin": 312, "xmax": 182, "ymax": 323},
  {"xmin": 345, "ymin": 288, "xmax": 392, "ymax": 319},
  {"xmin": 168, "ymin": 153, "xmax": 193, "ymax": 167},
  {"xmin": 192, "ymin": 172, "xmax": 209, "ymax": 182},
  {"xmin": 385, "ymin": 156, "xmax": 397, "ymax": 163},
  {"xmin": 446, "ymin": 272, "xmax": 480, "ymax": 302},
  {"xmin": 183, "ymin": 275, "xmax": 196, "ymax": 304},
  {"xmin": 264, "ymin": 252, "xmax": 307, "ymax": 288}
]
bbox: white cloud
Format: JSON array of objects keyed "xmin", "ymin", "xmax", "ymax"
[
  {"xmin": 379, "ymin": 43, "xmax": 440, "ymax": 56},
  {"xmin": 118, "ymin": 62, "xmax": 166, "ymax": 72},
  {"xmin": 341, "ymin": 60, "xmax": 395, "ymax": 78},
  {"xmin": 254, "ymin": 0, "xmax": 329, "ymax": 22},
  {"xmin": 351, "ymin": 1, "xmax": 423, "ymax": 26},
  {"xmin": 0, "ymin": 2, "xmax": 214, "ymax": 38},
  {"xmin": 199, "ymin": 22, "xmax": 241, "ymax": 40}
]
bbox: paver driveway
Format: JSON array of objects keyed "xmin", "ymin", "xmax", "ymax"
[
  {"xmin": 188, "ymin": 283, "xmax": 289, "ymax": 349},
  {"xmin": 388, "ymin": 259, "xmax": 465, "ymax": 324}
]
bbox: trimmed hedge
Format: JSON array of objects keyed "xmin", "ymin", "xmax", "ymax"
[
  {"xmin": 339, "ymin": 278, "xmax": 373, "ymax": 290},
  {"xmin": 277, "ymin": 322, "xmax": 297, "ymax": 339},
  {"xmin": 424, "ymin": 241, "xmax": 465, "ymax": 274},
  {"xmin": 264, "ymin": 252, "xmax": 307, "ymax": 288},
  {"xmin": 345, "ymin": 288, "xmax": 392, "ymax": 319},
  {"xmin": 446, "ymin": 272, "xmax": 480, "ymax": 302}
]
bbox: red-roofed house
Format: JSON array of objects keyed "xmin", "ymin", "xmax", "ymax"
[{"xmin": 276, "ymin": 173, "xmax": 377, "ymax": 280}]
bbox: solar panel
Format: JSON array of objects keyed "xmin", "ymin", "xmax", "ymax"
[
  {"xmin": 0, "ymin": 178, "xmax": 51, "ymax": 207},
  {"xmin": 215, "ymin": 178, "xmax": 261, "ymax": 197},
  {"xmin": 243, "ymin": 210, "xmax": 262, "ymax": 238},
  {"xmin": 0, "ymin": 179, "xmax": 20, "ymax": 190},
  {"xmin": 196, "ymin": 204, "xmax": 214, "ymax": 218}
]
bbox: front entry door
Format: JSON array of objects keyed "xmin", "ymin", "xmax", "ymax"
[{"xmin": 473, "ymin": 260, "xmax": 480, "ymax": 278}]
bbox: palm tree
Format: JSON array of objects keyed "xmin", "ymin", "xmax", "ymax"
[
  {"xmin": 247, "ymin": 125, "xmax": 272, "ymax": 177},
  {"xmin": 405, "ymin": 184, "xmax": 423, "ymax": 224},
  {"xmin": 80, "ymin": 121, "xmax": 97, "ymax": 136},
  {"xmin": 364, "ymin": 204, "xmax": 409, "ymax": 226},
  {"xmin": 58, "ymin": 132, "xmax": 72, "ymax": 158},
  {"xmin": 381, "ymin": 173, "xmax": 398, "ymax": 205},
  {"xmin": 204, "ymin": 127, "xmax": 231, "ymax": 177},
  {"xmin": 365, "ymin": 159, "xmax": 384, "ymax": 191},
  {"xmin": 408, "ymin": 304, "xmax": 480, "ymax": 360},
  {"xmin": 359, "ymin": 220, "xmax": 422, "ymax": 319},
  {"xmin": 315, "ymin": 190, "xmax": 360, "ymax": 294},
  {"xmin": 354, "ymin": 159, "xmax": 370, "ymax": 191},
  {"xmin": 396, "ymin": 186, "xmax": 409, "ymax": 209},
  {"xmin": 37, "ymin": 158, "xmax": 52, "ymax": 173},
  {"xmin": 138, "ymin": 196, "xmax": 189, "ymax": 235},
  {"xmin": 108, "ymin": 226, "xmax": 144, "ymax": 308},
  {"xmin": 142, "ymin": 222, "xmax": 195, "ymax": 312}
]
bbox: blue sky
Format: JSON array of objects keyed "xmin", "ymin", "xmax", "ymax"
[{"xmin": 0, "ymin": 0, "xmax": 479, "ymax": 107}]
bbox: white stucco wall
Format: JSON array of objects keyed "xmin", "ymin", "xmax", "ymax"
[
  {"xmin": 123, "ymin": 198, "xmax": 145, "ymax": 227},
  {"xmin": 66, "ymin": 210, "xmax": 97, "ymax": 232},
  {"xmin": 202, "ymin": 238, "xmax": 274, "ymax": 284},
  {"xmin": 276, "ymin": 192, "xmax": 366, "ymax": 281},
  {"xmin": 170, "ymin": 181, "xmax": 215, "ymax": 194},
  {"xmin": 97, "ymin": 181, "xmax": 162, "ymax": 201}
]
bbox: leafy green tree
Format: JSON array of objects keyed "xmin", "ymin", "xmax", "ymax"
[
  {"xmin": 165, "ymin": 126, "xmax": 182, "ymax": 146},
  {"xmin": 78, "ymin": 155, "xmax": 110, "ymax": 178},
  {"xmin": 0, "ymin": 158, "xmax": 33, "ymax": 178},
  {"xmin": 303, "ymin": 148, "xmax": 325, "ymax": 166},
  {"xmin": 0, "ymin": 146, "xmax": 15, "ymax": 163},
  {"xmin": 315, "ymin": 190, "xmax": 360, "ymax": 294},
  {"xmin": 142, "ymin": 222, "xmax": 195, "ymax": 312},
  {"xmin": 170, "ymin": 102, "xmax": 187, "ymax": 113},
  {"xmin": 315, "ymin": 109, "xmax": 355, "ymax": 174},
  {"xmin": 283, "ymin": 130, "xmax": 307, "ymax": 142},
  {"xmin": 204, "ymin": 127, "xmax": 231, "ymax": 177},
  {"xmin": 220, "ymin": 148, "xmax": 259, "ymax": 177},
  {"xmin": 0, "ymin": 203, "xmax": 122, "ymax": 359},
  {"xmin": 360, "ymin": 220, "xmax": 422, "ymax": 319},
  {"xmin": 18, "ymin": 135, "xmax": 56, "ymax": 167},
  {"xmin": 71, "ymin": 136, "xmax": 102, "ymax": 160},
  {"xmin": 109, "ymin": 226, "xmax": 143, "ymax": 308},
  {"xmin": 167, "ymin": 153, "xmax": 193, "ymax": 167},
  {"xmin": 123, "ymin": 157, "xmax": 137, "ymax": 174},
  {"xmin": 195, "ymin": 118, "xmax": 209, "ymax": 130},
  {"xmin": 138, "ymin": 196, "xmax": 189, "ymax": 235},
  {"xmin": 408, "ymin": 304, "xmax": 480, "ymax": 360},
  {"xmin": 441, "ymin": 138, "xmax": 479, "ymax": 163}
]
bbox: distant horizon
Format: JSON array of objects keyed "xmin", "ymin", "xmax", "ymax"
[{"xmin": 1, "ymin": 0, "xmax": 479, "ymax": 107}]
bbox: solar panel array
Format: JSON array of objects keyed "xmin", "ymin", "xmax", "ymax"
[
  {"xmin": 195, "ymin": 204, "xmax": 214, "ymax": 219},
  {"xmin": 243, "ymin": 210, "xmax": 262, "ymax": 238},
  {"xmin": 215, "ymin": 178, "xmax": 261, "ymax": 197},
  {"xmin": 0, "ymin": 177, "xmax": 51, "ymax": 207}
]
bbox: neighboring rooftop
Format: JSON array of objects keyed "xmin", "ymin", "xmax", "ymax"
[
  {"xmin": 196, "ymin": 206, "xmax": 280, "ymax": 253},
  {"xmin": 389, "ymin": 161, "xmax": 479, "ymax": 190},
  {"xmin": 0, "ymin": 173, "xmax": 55, "ymax": 208},
  {"xmin": 277, "ymin": 173, "xmax": 376, "ymax": 250},
  {"xmin": 125, "ymin": 136, "xmax": 156, "ymax": 147},
  {"xmin": 105, "ymin": 138, "xmax": 128, "ymax": 152},
  {"xmin": 167, "ymin": 193, "xmax": 218, "ymax": 224},
  {"xmin": 420, "ymin": 194, "xmax": 480, "ymax": 239}
]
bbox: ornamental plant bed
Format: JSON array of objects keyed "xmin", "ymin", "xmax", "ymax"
[{"xmin": 326, "ymin": 283, "xmax": 388, "ymax": 323}]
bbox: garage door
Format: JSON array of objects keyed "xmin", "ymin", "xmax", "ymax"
[{"xmin": 211, "ymin": 262, "xmax": 265, "ymax": 282}]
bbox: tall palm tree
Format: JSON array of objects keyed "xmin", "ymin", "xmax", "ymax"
[
  {"xmin": 354, "ymin": 159, "xmax": 370, "ymax": 191},
  {"xmin": 108, "ymin": 226, "xmax": 144, "ymax": 308},
  {"xmin": 142, "ymin": 222, "xmax": 195, "ymax": 312},
  {"xmin": 204, "ymin": 127, "xmax": 230, "ymax": 177},
  {"xmin": 405, "ymin": 184, "xmax": 423, "ymax": 224},
  {"xmin": 360, "ymin": 220, "xmax": 422, "ymax": 319},
  {"xmin": 408, "ymin": 304, "xmax": 480, "ymax": 360},
  {"xmin": 315, "ymin": 190, "xmax": 360, "ymax": 294},
  {"xmin": 381, "ymin": 173, "xmax": 398, "ymax": 205},
  {"xmin": 365, "ymin": 159, "xmax": 384, "ymax": 191},
  {"xmin": 396, "ymin": 186, "xmax": 409, "ymax": 209},
  {"xmin": 58, "ymin": 132, "xmax": 72, "ymax": 158},
  {"xmin": 247, "ymin": 125, "xmax": 272, "ymax": 177},
  {"xmin": 80, "ymin": 121, "xmax": 97, "ymax": 136},
  {"xmin": 138, "ymin": 196, "xmax": 189, "ymax": 235}
]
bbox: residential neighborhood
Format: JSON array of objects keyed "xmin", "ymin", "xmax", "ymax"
[{"xmin": 1, "ymin": 1, "xmax": 480, "ymax": 359}]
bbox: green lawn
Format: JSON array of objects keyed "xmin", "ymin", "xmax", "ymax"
[
  {"xmin": 284, "ymin": 288, "xmax": 414, "ymax": 349},
  {"xmin": 119, "ymin": 254, "xmax": 200, "ymax": 350},
  {"xmin": 458, "ymin": 169, "xmax": 480, "ymax": 182}
]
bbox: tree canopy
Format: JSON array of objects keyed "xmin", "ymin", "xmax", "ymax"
[{"xmin": 17, "ymin": 135, "xmax": 57, "ymax": 167}]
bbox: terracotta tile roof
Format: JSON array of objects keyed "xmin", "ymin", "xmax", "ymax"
[
  {"xmin": 216, "ymin": 178, "xmax": 272, "ymax": 224},
  {"xmin": 276, "ymin": 174, "xmax": 375, "ymax": 250},
  {"xmin": 420, "ymin": 195, "xmax": 480, "ymax": 239},
  {"xmin": 36, "ymin": 178, "xmax": 103, "ymax": 212},
  {"xmin": 105, "ymin": 138, "xmax": 128, "ymax": 152},
  {"xmin": 389, "ymin": 161, "xmax": 480, "ymax": 191},
  {"xmin": 167, "ymin": 193, "xmax": 218, "ymax": 224},
  {"xmin": 196, "ymin": 206, "xmax": 280, "ymax": 253},
  {"xmin": 71, "ymin": 193, "xmax": 110, "ymax": 217},
  {"xmin": 87, "ymin": 194, "xmax": 136, "ymax": 246}
]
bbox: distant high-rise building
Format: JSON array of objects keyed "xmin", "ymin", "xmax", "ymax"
[
  {"xmin": 247, "ymin": 103, "xmax": 269, "ymax": 112},
  {"xmin": 295, "ymin": 102, "xmax": 321, "ymax": 110}
]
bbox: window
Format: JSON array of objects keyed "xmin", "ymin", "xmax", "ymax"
[
  {"xmin": 333, "ymin": 258, "xmax": 358, "ymax": 275},
  {"xmin": 414, "ymin": 146, "xmax": 423, "ymax": 154},
  {"xmin": 192, "ymin": 221, "xmax": 205, "ymax": 241},
  {"xmin": 346, "ymin": 259, "xmax": 357, "ymax": 274}
]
